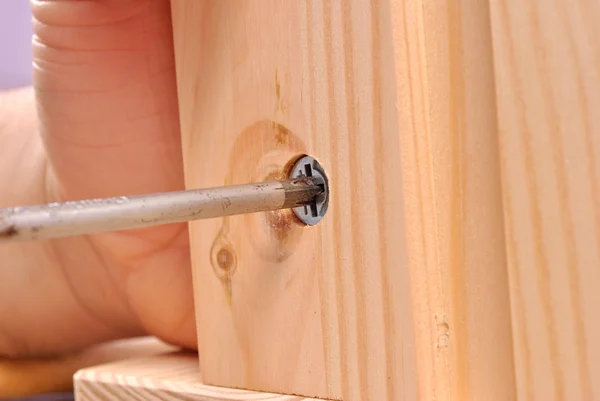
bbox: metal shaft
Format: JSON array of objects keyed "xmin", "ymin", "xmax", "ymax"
[{"xmin": 0, "ymin": 177, "xmax": 323, "ymax": 243}]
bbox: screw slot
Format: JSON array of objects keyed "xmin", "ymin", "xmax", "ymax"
[{"xmin": 289, "ymin": 155, "xmax": 329, "ymax": 226}]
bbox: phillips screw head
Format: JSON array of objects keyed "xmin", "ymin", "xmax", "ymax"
[{"xmin": 289, "ymin": 155, "xmax": 329, "ymax": 226}]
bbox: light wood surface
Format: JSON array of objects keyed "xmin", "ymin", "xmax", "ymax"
[
  {"xmin": 75, "ymin": 352, "xmax": 323, "ymax": 400},
  {"xmin": 489, "ymin": 1, "xmax": 600, "ymax": 400},
  {"xmin": 389, "ymin": 0, "xmax": 516, "ymax": 400},
  {"xmin": 171, "ymin": 1, "xmax": 416, "ymax": 400},
  {"xmin": 171, "ymin": 1, "xmax": 516, "ymax": 400}
]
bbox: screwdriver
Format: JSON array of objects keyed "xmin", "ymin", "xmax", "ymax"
[
  {"xmin": 0, "ymin": 156, "xmax": 330, "ymax": 243},
  {"xmin": 0, "ymin": 176, "xmax": 323, "ymax": 243}
]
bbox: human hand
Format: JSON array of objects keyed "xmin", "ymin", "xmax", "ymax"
[{"xmin": 0, "ymin": 0, "xmax": 196, "ymax": 356}]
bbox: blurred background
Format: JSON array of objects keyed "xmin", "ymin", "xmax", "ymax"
[{"xmin": 0, "ymin": 2, "xmax": 33, "ymax": 90}]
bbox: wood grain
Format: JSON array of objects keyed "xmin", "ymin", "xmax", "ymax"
[
  {"xmin": 171, "ymin": 1, "xmax": 415, "ymax": 400},
  {"xmin": 388, "ymin": 0, "xmax": 516, "ymax": 400},
  {"xmin": 74, "ymin": 352, "xmax": 323, "ymax": 400},
  {"xmin": 170, "ymin": 0, "xmax": 518, "ymax": 400},
  {"xmin": 488, "ymin": 0, "xmax": 600, "ymax": 400}
]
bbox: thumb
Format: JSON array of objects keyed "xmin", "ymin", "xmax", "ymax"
[
  {"xmin": 31, "ymin": 0, "xmax": 183, "ymax": 200},
  {"xmin": 30, "ymin": 1, "xmax": 196, "ymax": 350}
]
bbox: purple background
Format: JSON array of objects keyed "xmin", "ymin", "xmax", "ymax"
[{"xmin": 0, "ymin": 2, "xmax": 33, "ymax": 90}]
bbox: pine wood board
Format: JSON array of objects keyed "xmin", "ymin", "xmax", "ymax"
[
  {"xmin": 171, "ymin": 1, "xmax": 416, "ymax": 400},
  {"xmin": 171, "ymin": 0, "xmax": 516, "ymax": 400},
  {"xmin": 489, "ymin": 0, "xmax": 600, "ymax": 400},
  {"xmin": 74, "ymin": 352, "xmax": 323, "ymax": 400},
  {"xmin": 388, "ymin": 0, "xmax": 516, "ymax": 399}
]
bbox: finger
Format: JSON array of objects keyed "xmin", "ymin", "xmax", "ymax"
[
  {"xmin": 30, "ymin": 0, "xmax": 196, "ymax": 351},
  {"xmin": 31, "ymin": 0, "xmax": 183, "ymax": 200}
]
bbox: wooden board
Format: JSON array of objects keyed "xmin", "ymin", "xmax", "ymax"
[
  {"xmin": 388, "ymin": 0, "xmax": 516, "ymax": 400},
  {"xmin": 488, "ymin": 1, "xmax": 600, "ymax": 400},
  {"xmin": 171, "ymin": 1, "xmax": 417, "ymax": 399},
  {"xmin": 74, "ymin": 352, "xmax": 323, "ymax": 400},
  {"xmin": 171, "ymin": 0, "xmax": 515, "ymax": 400}
]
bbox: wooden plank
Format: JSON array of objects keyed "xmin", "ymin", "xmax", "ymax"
[
  {"xmin": 488, "ymin": 1, "xmax": 600, "ymax": 400},
  {"xmin": 74, "ymin": 352, "xmax": 323, "ymax": 400},
  {"xmin": 388, "ymin": 0, "xmax": 516, "ymax": 400},
  {"xmin": 170, "ymin": 1, "xmax": 416, "ymax": 400},
  {"xmin": 170, "ymin": 0, "xmax": 516, "ymax": 400}
]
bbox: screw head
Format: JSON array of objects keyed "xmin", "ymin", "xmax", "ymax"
[{"xmin": 289, "ymin": 155, "xmax": 329, "ymax": 226}]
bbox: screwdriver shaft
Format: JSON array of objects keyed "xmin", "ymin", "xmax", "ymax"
[{"xmin": 0, "ymin": 177, "xmax": 322, "ymax": 243}]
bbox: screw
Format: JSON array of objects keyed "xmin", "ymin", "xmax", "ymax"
[{"xmin": 289, "ymin": 155, "xmax": 329, "ymax": 225}]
